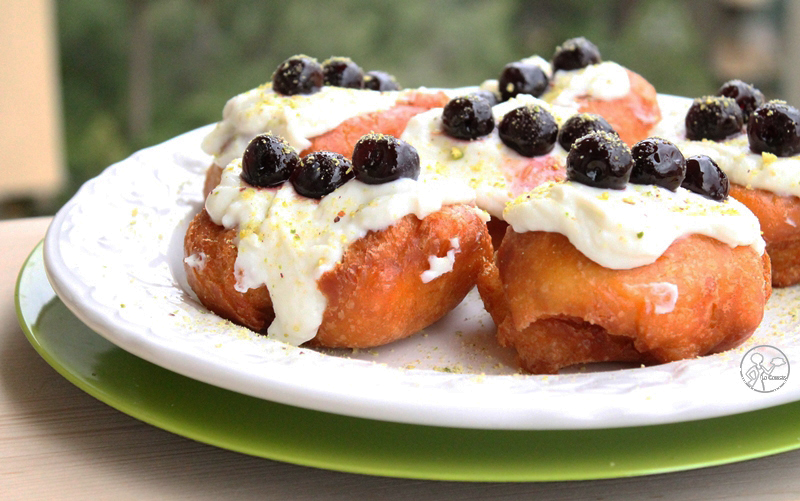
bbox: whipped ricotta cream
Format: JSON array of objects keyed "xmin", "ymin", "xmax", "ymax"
[
  {"xmin": 184, "ymin": 252, "xmax": 207, "ymax": 271},
  {"xmin": 648, "ymin": 94, "xmax": 691, "ymax": 141},
  {"xmin": 520, "ymin": 55, "xmax": 553, "ymax": 77},
  {"xmin": 681, "ymin": 137, "xmax": 800, "ymax": 198},
  {"xmin": 420, "ymin": 237, "xmax": 460, "ymax": 284},
  {"xmin": 205, "ymin": 159, "xmax": 485, "ymax": 345},
  {"xmin": 202, "ymin": 85, "xmax": 405, "ymax": 168},
  {"xmin": 401, "ymin": 94, "xmax": 574, "ymax": 218},
  {"xmin": 202, "ymin": 84, "xmax": 478, "ymax": 170},
  {"xmin": 504, "ymin": 181, "xmax": 765, "ymax": 269},
  {"xmin": 479, "ymin": 79, "xmax": 500, "ymax": 97},
  {"xmin": 652, "ymin": 94, "xmax": 800, "ymax": 198},
  {"xmin": 544, "ymin": 61, "xmax": 632, "ymax": 108}
]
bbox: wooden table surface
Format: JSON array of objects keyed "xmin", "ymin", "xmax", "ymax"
[{"xmin": 3, "ymin": 216, "xmax": 800, "ymax": 500}]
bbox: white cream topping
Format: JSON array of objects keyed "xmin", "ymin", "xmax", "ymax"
[
  {"xmin": 544, "ymin": 62, "xmax": 632, "ymax": 107},
  {"xmin": 205, "ymin": 159, "xmax": 485, "ymax": 345},
  {"xmin": 184, "ymin": 252, "xmax": 207, "ymax": 271},
  {"xmin": 201, "ymin": 84, "xmax": 479, "ymax": 170},
  {"xmin": 653, "ymin": 94, "xmax": 800, "ymax": 198},
  {"xmin": 420, "ymin": 237, "xmax": 460, "ymax": 284},
  {"xmin": 401, "ymin": 94, "xmax": 574, "ymax": 218},
  {"xmin": 649, "ymin": 94, "xmax": 690, "ymax": 141},
  {"xmin": 520, "ymin": 55, "xmax": 553, "ymax": 77},
  {"xmin": 202, "ymin": 85, "xmax": 404, "ymax": 168},
  {"xmin": 681, "ymin": 137, "xmax": 800, "ymax": 198},
  {"xmin": 503, "ymin": 181, "xmax": 765, "ymax": 270},
  {"xmin": 479, "ymin": 79, "xmax": 500, "ymax": 97}
]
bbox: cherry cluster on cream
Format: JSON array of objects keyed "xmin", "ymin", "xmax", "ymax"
[
  {"xmin": 566, "ymin": 132, "xmax": 729, "ymax": 201},
  {"xmin": 240, "ymin": 133, "xmax": 420, "ymax": 199},
  {"xmin": 685, "ymin": 80, "xmax": 800, "ymax": 158}
]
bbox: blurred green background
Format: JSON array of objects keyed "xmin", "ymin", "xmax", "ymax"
[{"xmin": 8, "ymin": 0, "xmax": 789, "ymax": 217}]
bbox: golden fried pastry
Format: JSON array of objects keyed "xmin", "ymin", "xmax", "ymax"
[
  {"xmin": 543, "ymin": 40, "xmax": 661, "ymax": 146},
  {"xmin": 314, "ymin": 203, "xmax": 491, "ymax": 347},
  {"xmin": 184, "ymin": 209, "xmax": 274, "ymax": 330},
  {"xmin": 477, "ymin": 120, "xmax": 770, "ymax": 374},
  {"xmin": 201, "ymin": 88, "xmax": 450, "ymax": 197},
  {"xmin": 480, "ymin": 231, "xmax": 771, "ymax": 374},
  {"xmin": 202, "ymin": 164, "xmax": 224, "ymax": 199},
  {"xmin": 187, "ymin": 128, "xmax": 493, "ymax": 348},
  {"xmin": 186, "ymin": 204, "xmax": 491, "ymax": 348},
  {"xmin": 499, "ymin": 40, "xmax": 661, "ymax": 146},
  {"xmin": 730, "ymin": 183, "xmax": 800, "ymax": 287},
  {"xmin": 656, "ymin": 91, "xmax": 800, "ymax": 287},
  {"xmin": 574, "ymin": 69, "xmax": 661, "ymax": 146},
  {"xmin": 677, "ymin": 134, "xmax": 800, "ymax": 288}
]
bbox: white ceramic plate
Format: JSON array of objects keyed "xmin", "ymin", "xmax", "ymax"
[{"xmin": 44, "ymin": 122, "xmax": 800, "ymax": 430}]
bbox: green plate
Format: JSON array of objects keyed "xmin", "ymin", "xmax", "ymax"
[{"xmin": 16, "ymin": 242, "xmax": 800, "ymax": 481}]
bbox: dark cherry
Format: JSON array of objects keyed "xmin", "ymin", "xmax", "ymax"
[
  {"xmin": 717, "ymin": 79, "xmax": 765, "ymax": 122},
  {"xmin": 685, "ymin": 96, "xmax": 743, "ymax": 141},
  {"xmin": 272, "ymin": 55, "xmax": 324, "ymax": 96},
  {"xmin": 747, "ymin": 101, "xmax": 800, "ymax": 157},
  {"xmin": 352, "ymin": 134, "xmax": 420, "ymax": 184},
  {"xmin": 681, "ymin": 155, "xmax": 729, "ymax": 201},
  {"xmin": 557, "ymin": 113, "xmax": 615, "ymax": 151},
  {"xmin": 322, "ymin": 57, "xmax": 364, "ymax": 89},
  {"xmin": 552, "ymin": 37, "xmax": 601, "ymax": 72},
  {"xmin": 498, "ymin": 61, "xmax": 549, "ymax": 101},
  {"xmin": 566, "ymin": 131, "xmax": 633, "ymax": 189},
  {"xmin": 472, "ymin": 89, "xmax": 499, "ymax": 107},
  {"xmin": 241, "ymin": 134, "xmax": 300, "ymax": 188},
  {"xmin": 290, "ymin": 151, "xmax": 354, "ymax": 199},
  {"xmin": 363, "ymin": 70, "xmax": 401, "ymax": 91},
  {"xmin": 629, "ymin": 138, "xmax": 686, "ymax": 191},
  {"xmin": 498, "ymin": 104, "xmax": 558, "ymax": 157},
  {"xmin": 441, "ymin": 94, "xmax": 495, "ymax": 140}
]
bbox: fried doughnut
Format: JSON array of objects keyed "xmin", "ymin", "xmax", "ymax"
[
  {"xmin": 201, "ymin": 90, "xmax": 450, "ymax": 197},
  {"xmin": 300, "ymin": 91, "xmax": 450, "ymax": 157},
  {"xmin": 479, "ymin": 177, "xmax": 770, "ymax": 374},
  {"xmin": 572, "ymin": 69, "xmax": 661, "ymax": 146},
  {"xmin": 185, "ymin": 204, "xmax": 492, "ymax": 348},
  {"xmin": 203, "ymin": 163, "xmax": 224, "ymax": 198},
  {"xmin": 670, "ymin": 146, "xmax": 800, "ymax": 288},
  {"xmin": 314, "ymin": 203, "xmax": 491, "ymax": 347},
  {"xmin": 184, "ymin": 209, "xmax": 274, "ymax": 330},
  {"xmin": 653, "ymin": 93, "xmax": 800, "ymax": 287},
  {"xmin": 730, "ymin": 183, "xmax": 800, "ymax": 287},
  {"xmin": 543, "ymin": 64, "xmax": 661, "ymax": 146},
  {"xmin": 479, "ymin": 231, "xmax": 771, "ymax": 374}
]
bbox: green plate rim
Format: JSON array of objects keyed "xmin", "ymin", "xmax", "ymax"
[{"xmin": 16, "ymin": 241, "xmax": 800, "ymax": 482}]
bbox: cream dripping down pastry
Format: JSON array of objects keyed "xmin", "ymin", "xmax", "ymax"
[
  {"xmin": 185, "ymin": 132, "xmax": 492, "ymax": 348},
  {"xmin": 477, "ymin": 131, "xmax": 770, "ymax": 374}
]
